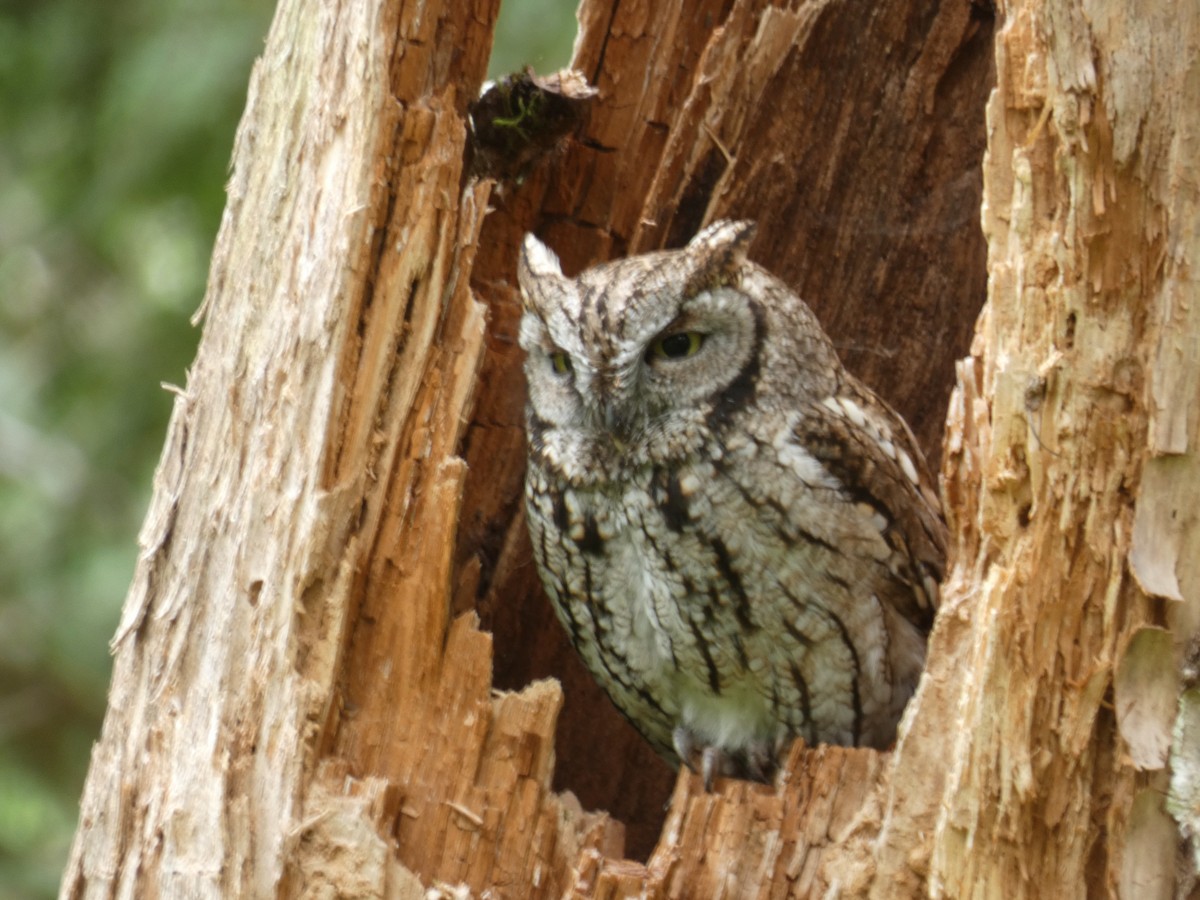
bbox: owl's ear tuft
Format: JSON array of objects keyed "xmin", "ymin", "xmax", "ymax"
[
  {"xmin": 518, "ymin": 234, "xmax": 568, "ymax": 315},
  {"xmin": 518, "ymin": 232, "xmax": 564, "ymax": 282},
  {"xmin": 689, "ymin": 220, "xmax": 757, "ymax": 255},
  {"xmin": 684, "ymin": 220, "xmax": 757, "ymax": 295}
]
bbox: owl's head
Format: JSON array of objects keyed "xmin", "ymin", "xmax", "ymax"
[{"xmin": 517, "ymin": 220, "xmax": 764, "ymax": 447}]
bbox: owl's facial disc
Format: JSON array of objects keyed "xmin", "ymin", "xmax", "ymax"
[
  {"xmin": 518, "ymin": 227, "xmax": 759, "ymax": 454},
  {"xmin": 572, "ymin": 346, "xmax": 646, "ymax": 443}
]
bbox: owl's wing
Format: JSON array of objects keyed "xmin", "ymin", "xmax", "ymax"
[{"xmin": 793, "ymin": 378, "xmax": 948, "ymax": 630}]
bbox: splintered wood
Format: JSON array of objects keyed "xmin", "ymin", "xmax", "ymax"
[{"xmin": 62, "ymin": 0, "xmax": 1200, "ymax": 896}]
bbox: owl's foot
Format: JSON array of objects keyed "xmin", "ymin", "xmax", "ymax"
[
  {"xmin": 672, "ymin": 726, "xmax": 782, "ymax": 792},
  {"xmin": 673, "ymin": 726, "xmax": 713, "ymax": 788}
]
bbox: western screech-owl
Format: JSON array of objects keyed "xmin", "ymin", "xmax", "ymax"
[{"xmin": 517, "ymin": 220, "xmax": 947, "ymax": 787}]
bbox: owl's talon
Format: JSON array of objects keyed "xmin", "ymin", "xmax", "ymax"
[
  {"xmin": 673, "ymin": 726, "xmax": 784, "ymax": 790},
  {"xmin": 743, "ymin": 742, "xmax": 773, "ymax": 783},
  {"xmin": 701, "ymin": 745, "xmax": 721, "ymax": 792},
  {"xmin": 672, "ymin": 726, "xmax": 696, "ymax": 773},
  {"xmin": 673, "ymin": 726, "xmax": 727, "ymax": 790}
]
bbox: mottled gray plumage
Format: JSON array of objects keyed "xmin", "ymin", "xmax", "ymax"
[{"xmin": 517, "ymin": 221, "xmax": 946, "ymax": 787}]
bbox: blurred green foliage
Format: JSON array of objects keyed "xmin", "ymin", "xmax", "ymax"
[
  {"xmin": 0, "ymin": 1, "xmax": 276, "ymax": 895},
  {"xmin": 489, "ymin": 0, "xmax": 576, "ymax": 78},
  {"xmin": 0, "ymin": 0, "xmax": 574, "ymax": 896}
]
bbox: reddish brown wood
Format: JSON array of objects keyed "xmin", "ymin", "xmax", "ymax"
[{"xmin": 459, "ymin": 0, "xmax": 994, "ymax": 863}]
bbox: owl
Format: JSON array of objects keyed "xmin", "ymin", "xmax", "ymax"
[{"xmin": 517, "ymin": 220, "xmax": 947, "ymax": 788}]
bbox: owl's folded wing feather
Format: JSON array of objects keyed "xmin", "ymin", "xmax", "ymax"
[{"xmin": 793, "ymin": 377, "xmax": 948, "ymax": 631}]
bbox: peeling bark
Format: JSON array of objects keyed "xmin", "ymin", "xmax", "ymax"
[{"xmin": 62, "ymin": 0, "xmax": 1200, "ymax": 897}]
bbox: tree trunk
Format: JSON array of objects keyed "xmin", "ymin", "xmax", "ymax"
[{"xmin": 61, "ymin": 0, "xmax": 1200, "ymax": 898}]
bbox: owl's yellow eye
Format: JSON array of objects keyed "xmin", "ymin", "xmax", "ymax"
[
  {"xmin": 649, "ymin": 331, "xmax": 705, "ymax": 360},
  {"xmin": 549, "ymin": 350, "xmax": 573, "ymax": 375}
]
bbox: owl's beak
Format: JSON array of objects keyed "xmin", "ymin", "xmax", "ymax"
[
  {"xmin": 595, "ymin": 368, "xmax": 636, "ymax": 445},
  {"xmin": 601, "ymin": 402, "xmax": 629, "ymax": 443},
  {"xmin": 597, "ymin": 394, "xmax": 635, "ymax": 448}
]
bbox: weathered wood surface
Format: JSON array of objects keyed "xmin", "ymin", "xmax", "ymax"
[
  {"xmin": 62, "ymin": 0, "xmax": 621, "ymax": 895},
  {"xmin": 62, "ymin": 0, "xmax": 1200, "ymax": 896},
  {"xmin": 895, "ymin": 2, "xmax": 1199, "ymax": 895}
]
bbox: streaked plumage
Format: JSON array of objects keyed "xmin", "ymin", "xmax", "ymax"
[{"xmin": 518, "ymin": 221, "xmax": 946, "ymax": 786}]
